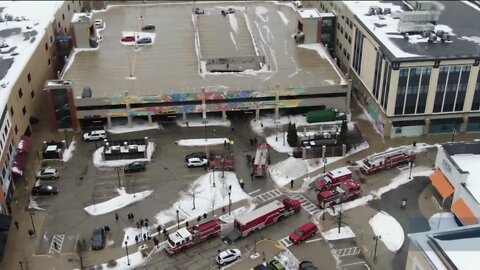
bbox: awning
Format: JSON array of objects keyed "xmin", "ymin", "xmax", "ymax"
[
  {"xmin": 430, "ymin": 118, "xmax": 464, "ymax": 125},
  {"xmin": 17, "ymin": 135, "xmax": 31, "ymax": 153},
  {"xmin": 429, "ymin": 169, "xmax": 454, "ymax": 200},
  {"xmin": 392, "ymin": 120, "xmax": 426, "ymax": 127},
  {"xmin": 452, "ymin": 199, "xmax": 477, "ymax": 226}
]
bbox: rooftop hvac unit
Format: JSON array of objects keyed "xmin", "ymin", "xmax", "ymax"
[
  {"xmin": 384, "ymin": 8, "xmax": 391, "ymax": 14},
  {"xmin": 399, "ymin": 10, "xmax": 440, "ymax": 23},
  {"xmin": 428, "ymin": 34, "xmax": 437, "ymax": 43},
  {"xmin": 406, "ymin": 0, "xmax": 434, "ymax": 11},
  {"xmin": 397, "ymin": 21, "xmax": 435, "ymax": 33}
]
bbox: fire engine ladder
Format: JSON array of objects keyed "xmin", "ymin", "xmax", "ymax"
[
  {"xmin": 255, "ymin": 147, "xmax": 268, "ymax": 166},
  {"xmin": 366, "ymin": 148, "xmax": 407, "ymax": 163}
]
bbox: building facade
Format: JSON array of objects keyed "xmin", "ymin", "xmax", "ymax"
[{"xmin": 305, "ymin": 0, "xmax": 480, "ymax": 138}]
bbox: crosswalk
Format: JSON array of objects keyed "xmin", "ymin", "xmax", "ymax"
[
  {"xmin": 253, "ymin": 188, "xmax": 283, "ymax": 203},
  {"xmin": 332, "ymin": 247, "xmax": 361, "ymax": 257},
  {"xmin": 289, "ymin": 194, "xmax": 320, "ymax": 216},
  {"xmin": 278, "ymin": 236, "xmax": 293, "ymax": 249},
  {"xmin": 49, "ymin": 234, "xmax": 65, "ymax": 254}
]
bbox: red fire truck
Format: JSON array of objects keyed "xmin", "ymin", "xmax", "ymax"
[
  {"xmin": 359, "ymin": 148, "xmax": 415, "ymax": 175},
  {"xmin": 165, "ymin": 218, "xmax": 221, "ymax": 255},
  {"xmin": 227, "ymin": 197, "xmax": 301, "ymax": 242},
  {"xmin": 317, "ymin": 180, "xmax": 361, "ymax": 208},
  {"xmin": 252, "ymin": 144, "xmax": 270, "ymax": 177},
  {"xmin": 314, "ymin": 167, "xmax": 352, "ymax": 191},
  {"xmin": 209, "ymin": 151, "xmax": 235, "ymax": 171}
]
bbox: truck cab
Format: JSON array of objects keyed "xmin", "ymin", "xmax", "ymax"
[
  {"xmin": 317, "ymin": 180, "xmax": 361, "ymax": 208},
  {"xmin": 314, "ymin": 167, "xmax": 352, "ymax": 190}
]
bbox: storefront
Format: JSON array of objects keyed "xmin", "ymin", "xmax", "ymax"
[
  {"xmin": 390, "ymin": 120, "xmax": 425, "ymax": 138},
  {"xmin": 429, "ymin": 118, "xmax": 463, "ymax": 135}
]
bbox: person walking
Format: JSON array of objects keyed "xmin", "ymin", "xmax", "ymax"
[
  {"xmin": 239, "ymin": 178, "xmax": 245, "ymax": 189},
  {"xmin": 135, "ymin": 235, "xmax": 139, "ymax": 244},
  {"xmin": 290, "ymin": 179, "xmax": 294, "ymax": 188},
  {"xmin": 203, "ymin": 213, "xmax": 207, "ymax": 219},
  {"xmin": 14, "ymin": 221, "xmax": 19, "ymax": 230},
  {"xmin": 115, "ymin": 212, "xmax": 119, "ymax": 222}
]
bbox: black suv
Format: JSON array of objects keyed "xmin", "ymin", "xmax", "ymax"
[
  {"xmin": 124, "ymin": 161, "xmax": 146, "ymax": 173},
  {"xmin": 32, "ymin": 181, "xmax": 58, "ymax": 196}
]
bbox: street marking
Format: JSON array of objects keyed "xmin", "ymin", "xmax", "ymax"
[
  {"xmin": 278, "ymin": 236, "xmax": 293, "ymax": 248},
  {"xmin": 289, "ymin": 194, "xmax": 320, "ymax": 216},
  {"xmin": 248, "ymin": 189, "xmax": 261, "ymax": 195},
  {"xmin": 305, "ymin": 237, "xmax": 323, "ymax": 244},
  {"xmin": 397, "ymin": 164, "xmax": 409, "ymax": 171},
  {"xmin": 431, "ymin": 196, "xmax": 442, "ymax": 210},
  {"xmin": 333, "ymin": 247, "xmax": 361, "ymax": 257},
  {"xmin": 339, "ymin": 261, "xmax": 368, "ymax": 268},
  {"xmin": 253, "ymin": 189, "xmax": 283, "ymax": 203},
  {"xmin": 48, "ymin": 234, "xmax": 65, "ymax": 254}
]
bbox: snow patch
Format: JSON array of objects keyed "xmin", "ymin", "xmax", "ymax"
[
  {"xmin": 62, "ymin": 141, "xmax": 76, "ymax": 162},
  {"xmin": 177, "ymin": 117, "xmax": 231, "ymax": 127},
  {"xmin": 228, "ymin": 14, "xmax": 238, "ymax": 34},
  {"xmin": 255, "ymin": 6, "xmax": 268, "ymax": 22},
  {"xmin": 459, "ymin": 36, "xmax": 480, "ymax": 45},
  {"xmin": 266, "ymin": 132, "xmax": 293, "ymax": 154},
  {"xmin": 322, "ymin": 226, "xmax": 356, "ymax": 241},
  {"xmin": 107, "ymin": 122, "xmax": 161, "ymax": 134},
  {"xmin": 177, "ymin": 138, "xmax": 230, "ymax": 147},
  {"xmin": 250, "ymin": 114, "xmax": 346, "ymax": 136},
  {"xmin": 298, "ymin": 43, "xmax": 347, "ymax": 85},
  {"xmin": 84, "ymin": 188, "xmax": 153, "ymax": 216},
  {"xmin": 369, "ymin": 211, "xmax": 404, "ymax": 252}
]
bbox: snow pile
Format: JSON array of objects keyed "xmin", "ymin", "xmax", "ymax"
[
  {"xmin": 428, "ymin": 212, "xmax": 459, "ymax": 231},
  {"xmin": 266, "ymin": 132, "xmax": 293, "ymax": 154},
  {"xmin": 269, "ymin": 157, "xmax": 342, "ymax": 187},
  {"xmin": 28, "ymin": 198, "xmax": 45, "ymax": 211},
  {"xmin": 107, "ymin": 122, "xmax": 161, "ymax": 134},
  {"xmin": 255, "ymin": 6, "xmax": 268, "ymax": 22},
  {"xmin": 177, "ymin": 138, "xmax": 230, "ymax": 146},
  {"xmin": 176, "ymin": 117, "xmax": 231, "ymax": 127},
  {"xmin": 84, "ymin": 188, "xmax": 153, "ymax": 216},
  {"xmin": 62, "ymin": 141, "xmax": 76, "ymax": 162},
  {"xmin": 122, "ymin": 225, "xmax": 153, "ymax": 247},
  {"xmin": 276, "ymin": 250, "xmax": 300, "ymax": 270},
  {"xmin": 322, "ymin": 226, "xmax": 356, "ymax": 241},
  {"xmin": 298, "ymin": 43, "xmax": 347, "ymax": 85},
  {"xmin": 369, "ymin": 211, "xmax": 404, "ymax": 252},
  {"xmin": 346, "ymin": 141, "xmax": 370, "ymax": 155},
  {"xmin": 277, "ymin": 10, "xmax": 289, "ymax": 25},
  {"xmin": 155, "ymin": 171, "xmax": 252, "ymax": 225},
  {"xmin": 93, "ymin": 141, "xmax": 156, "ymax": 168}
]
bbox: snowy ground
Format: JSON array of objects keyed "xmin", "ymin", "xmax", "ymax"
[
  {"xmin": 322, "ymin": 226, "xmax": 356, "ymax": 241},
  {"xmin": 176, "ymin": 116, "xmax": 231, "ymax": 127},
  {"xmin": 177, "ymin": 138, "xmax": 230, "ymax": 146},
  {"xmin": 369, "ymin": 211, "xmax": 404, "ymax": 252},
  {"xmin": 93, "ymin": 141, "xmax": 156, "ymax": 167},
  {"xmin": 107, "ymin": 121, "xmax": 161, "ymax": 134},
  {"xmin": 84, "ymin": 188, "xmax": 153, "ymax": 216},
  {"xmin": 62, "ymin": 141, "xmax": 76, "ymax": 162},
  {"xmin": 428, "ymin": 212, "xmax": 459, "ymax": 231}
]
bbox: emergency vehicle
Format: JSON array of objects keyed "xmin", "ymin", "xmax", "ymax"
[
  {"xmin": 252, "ymin": 144, "xmax": 270, "ymax": 177},
  {"xmin": 165, "ymin": 218, "xmax": 221, "ymax": 255},
  {"xmin": 317, "ymin": 180, "xmax": 361, "ymax": 208},
  {"xmin": 314, "ymin": 167, "xmax": 352, "ymax": 191},
  {"xmin": 359, "ymin": 148, "xmax": 415, "ymax": 175}
]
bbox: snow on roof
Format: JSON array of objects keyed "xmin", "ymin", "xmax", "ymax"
[
  {"xmin": 450, "ymin": 154, "xmax": 480, "ymax": 204},
  {"xmin": 435, "ymin": 237, "xmax": 480, "ymax": 270},
  {"xmin": 328, "ymin": 167, "xmax": 351, "ymax": 178},
  {"xmin": 71, "ymin": 12, "xmax": 92, "ymax": 24},
  {"xmin": 169, "ymin": 227, "xmax": 192, "ymax": 243},
  {"xmin": 298, "ymin": 8, "xmax": 320, "ymax": 19},
  {"xmin": 0, "ymin": 1, "xmax": 63, "ymax": 112}
]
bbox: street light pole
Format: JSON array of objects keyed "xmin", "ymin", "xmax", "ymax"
[
  {"xmin": 125, "ymin": 241, "xmax": 130, "ymax": 266},
  {"xmin": 19, "ymin": 261, "xmax": 23, "ymax": 270},
  {"xmin": 275, "ymin": 121, "xmax": 279, "ymax": 142},
  {"xmin": 116, "ymin": 167, "xmax": 121, "ymax": 187},
  {"xmin": 228, "ymin": 185, "xmax": 232, "ymax": 215},
  {"xmin": 29, "ymin": 211, "xmax": 36, "ymax": 235},
  {"xmin": 212, "ymin": 168, "xmax": 216, "ymax": 188},
  {"xmin": 323, "ymin": 157, "xmax": 327, "ymax": 173},
  {"xmin": 408, "ymin": 161, "xmax": 413, "ymax": 179},
  {"xmin": 176, "ymin": 209, "xmax": 180, "ymax": 229},
  {"xmin": 373, "ymin": 235, "xmax": 381, "ymax": 263}
]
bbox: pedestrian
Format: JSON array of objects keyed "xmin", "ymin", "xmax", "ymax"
[
  {"xmin": 186, "ymin": 221, "xmax": 189, "ymax": 228},
  {"xmin": 127, "ymin": 213, "xmax": 131, "ymax": 221},
  {"xmin": 140, "ymin": 219, "xmax": 144, "ymax": 226},
  {"xmin": 153, "ymin": 237, "xmax": 159, "ymax": 247},
  {"xmin": 251, "ymin": 158, "xmax": 255, "ymax": 166},
  {"xmin": 143, "ymin": 233, "xmax": 147, "ymax": 242},
  {"xmin": 163, "ymin": 228, "xmax": 167, "ymax": 236},
  {"xmin": 54, "ymin": 242, "xmax": 58, "ymax": 250},
  {"xmin": 254, "ymin": 137, "xmax": 258, "ymax": 144},
  {"xmin": 145, "ymin": 221, "xmax": 148, "ymax": 228},
  {"xmin": 290, "ymin": 179, "xmax": 294, "ymax": 188},
  {"xmin": 222, "ymin": 207, "xmax": 226, "ymax": 215},
  {"xmin": 197, "ymin": 216, "xmax": 201, "ymax": 222},
  {"xmin": 250, "ymin": 172, "xmax": 254, "ymax": 181},
  {"xmin": 224, "ymin": 140, "xmax": 227, "ymax": 149},
  {"xmin": 249, "ymin": 138, "xmax": 254, "ymax": 146},
  {"xmin": 106, "ymin": 225, "xmax": 110, "ymax": 233},
  {"xmin": 239, "ymin": 178, "xmax": 245, "ymax": 189},
  {"xmin": 157, "ymin": 225, "xmax": 162, "ymax": 233},
  {"xmin": 135, "ymin": 235, "xmax": 139, "ymax": 244},
  {"xmin": 145, "ymin": 218, "xmax": 149, "ymax": 224},
  {"xmin": 14, "ymin": 221, "xmax": 19, "ymax": 230},
  {"xmin": 203, "ymin": 213, "xmax": 207, "ymax": 219},
  {"xmin": 115, "ymin": 212, "xmax": 119, "ymax": 222},
  {"xmin": 136, "ymin": 222, "xmax": 140, "ymax": 229},
  {"xmin": 131, "ymin": 212, "xmax": 135, "ymax": 220}
]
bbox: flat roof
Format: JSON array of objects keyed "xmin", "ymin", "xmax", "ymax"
[
  {"xmin": 63, "ymin": 1, "xmax": 345, "ymax": 98},
  {"xmin": 0, "ymin": 1, "xmax": 63, "ymax": 112},
  {"xmin": 450, "ymin": 154, "xmax": 480, "ymax": 204},
  {"xmin": 328, "ymin": 167, "xmax": 351, "ymax": 178},
  {"xmin": 344, "ymin": 1, "xmax": 480, "ymax": 61},
  {"xmin": 236, "ymin": 200, "xmax": 283, "ymax": 225},
  {"xmin": 298, "ymin": 8, "xmax": 320, "ymax": 19}
]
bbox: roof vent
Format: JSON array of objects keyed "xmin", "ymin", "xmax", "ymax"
[
  {"xmin": 428, "ymin": 34, "xmax": 437, "ymax": 43},
  {"xmin": 384, "ymin": 8, "xmax": 391, "ymax": 14}
]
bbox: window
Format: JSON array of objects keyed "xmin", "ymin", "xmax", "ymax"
[
  {"xmin": 18, "ymin": 88, "xmax": 23, "ymax": 98},
  {"xmin": 22, "ymin": 106, "xmax": 26, "ymax": 116},
  {"xmin": 45, "ymin": 42, "xmax": 48, "ymax": 51},
  {"xmin": 14, "ymin": 125, "xmax": 17, "ymax": 135},
  {"xmin": 48, "ymin": 58, "xmax": 51, "ymax": 66},
  {"xmin": 10, "ymin": 106, "xmax": 13, "ymax": 116},
  {"xmin": 31, "ymin": 90, "xmax": 35, "ymax": 99},
  {"xmin": 27, "ymin": 73, "xmax": 31, "ymax": 82}
]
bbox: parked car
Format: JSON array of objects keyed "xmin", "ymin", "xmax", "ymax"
[
  {"xmin": 83, "ymin": 130, "xmax": 107, "ymax": 141},
  {"xmin": 187, "ymin": 157, "xmax": 208, "ymax": 168},
  {"xmin": 121, "ymin": 36, "xmax": 135, "ymax": 42},
  {"xmin": 36, "ymin": 167, "xmax": 59, "ymax": 180},
  {"xmin": 289, "ymin": 222, "xmax": 318, "ymax": 244},
  {"xmin": 194, "ymin": 8, "xmax": 205, "ymax": 15},
  {"xmin": 141, "ymin": 24, "xmax": 155, "ymax": 31},
  {"xmin": 124, "ymin": 161, "xmax": 146, "ymax": 173},
  {"xmin": 216, "ymin": 249, "xmax": 241, "ymax": 266},
  {"xmin": 136, "ymin": 37, "xmax": 152, "ymax": 44},
  {"xmin": 32, "ymin": 181, "xmax": 58, "ymax": 196},
  {"xmin": 299, "ymin": 261, "xmax": 317, "ymax": 270},
  {"xmin": 221, "ymin": 8, "xmax": 235, "ymax": 15},
  {"xmin": 185, "ymin": 152, "xmax": 207, "ymax": 162},
  {"xmin": 269, "ymin": 259, "xmax": 286, "ymax": 270},
  {"xmin": 91, "ymin": 228, "xmax": 106, "ymax": 250}
]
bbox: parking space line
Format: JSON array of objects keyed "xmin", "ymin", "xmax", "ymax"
[
  {"xmin": 339, "ymin": 261, "xmax": 368, "ymax": 268},
  {"xmin": 332, "ymin": 247, "xmax": 361, "ymax": 257},
  {"xmin": 305, "ymin": 237, "xmax": 323, "ymax": 244},
  {"xmin": 248, "ymin": 189, "xmax": 261, "ymax": 195},
  {"xmin": 48, "ymin": 234, "xmax": 65, "ymax": 254},
  {"xmin": 289, "ymin": 194, "xmax": 320, "ymax": 216},
  {"xmin": 253, "ymin": 189, "xmax": 283, "ymax": 203}
]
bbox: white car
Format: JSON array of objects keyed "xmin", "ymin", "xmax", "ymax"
[
  {"xmin": 83, "ymin": 130, "xmax": 107, "ymax": 141},
  {"xmin": 216, "ymin": 249, "xmax": 241, "ymax": 266},
  {"xmin": 187, "ymin": 157, "xmax": 208, "ymax": 168},
  {"xmin": 36, "ymin": 167, "xmax": 59, "ymax": 180}
]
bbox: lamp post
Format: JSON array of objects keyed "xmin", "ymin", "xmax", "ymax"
[
  {"xmin": 124, "ymin": 241, "xmax": 130, "ymax": 266},
  {"xmin": 408, "ymin": 161, "xmax": 413, "ymax": 179},
  {"xmin": 203, "ymin": 120, "xmax": 209, "ymax": 160},
  {"xmin": 323, "ymin": 157, "xmax": 327, "ymax": 173},
  {"xmin": 176, "ymin": 209, "xmax": 180, "ymax": 229},
  {"xmin": 19, "ymin": 261, "xmax": 23, "ymax": 270},
  {"xmin": 283, "ymin": 128, "xmax": 286, "ymax": 146},
  {"xmin": 373, "ymin": 235, "xmax": 381, "ymax": 263},
  {"xmin": 275, "ymin": 121, "xmax": 279, "ymax": 142},
  {"xmin": 116, "ymin": 167, "xmax": 121, "ymax": 187},
  {"xmin": 228, "ymin": 185, "xmax": 232, "ymax": 215},
  {"xmin": 29, "ymin": 211, "xmax": 36, "ymax": 235},
  {"xmin": 212, "ymin": 168, "xmax": 216, "ymax": 188},
  {"xmin": 451, "ymin": 128, "xmax": 456, "ymax": 143}
]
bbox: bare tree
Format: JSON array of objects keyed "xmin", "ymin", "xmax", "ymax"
[{"xmin": 188, "ymin": 183, "xmax": 200, "ymax": 210}]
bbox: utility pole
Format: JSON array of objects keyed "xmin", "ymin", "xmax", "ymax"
[
  {"xmin": 29, "ymin": 211, "xmax": 36, "ymax": 235},
  {"xmin": 373, "ymin": 235, "xmax": 381, "ymax": 263},
  {"xmin": 408, "ymin": 161, "xmax": 413, "ymax": 179},
  {"xmin": 125, "ymin": 241, "xmax": 130, "ymax": 266},
  {"xmin": 228, "ymin": 185, "xmax": 232, "ymax": 215},
  {"xmin": 176, "ymin": 209, "xmax": 180, "ymax": 229},
  {"xmin": 338, "ymin": 210, "xmax": 342, "ymax": 233}
]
